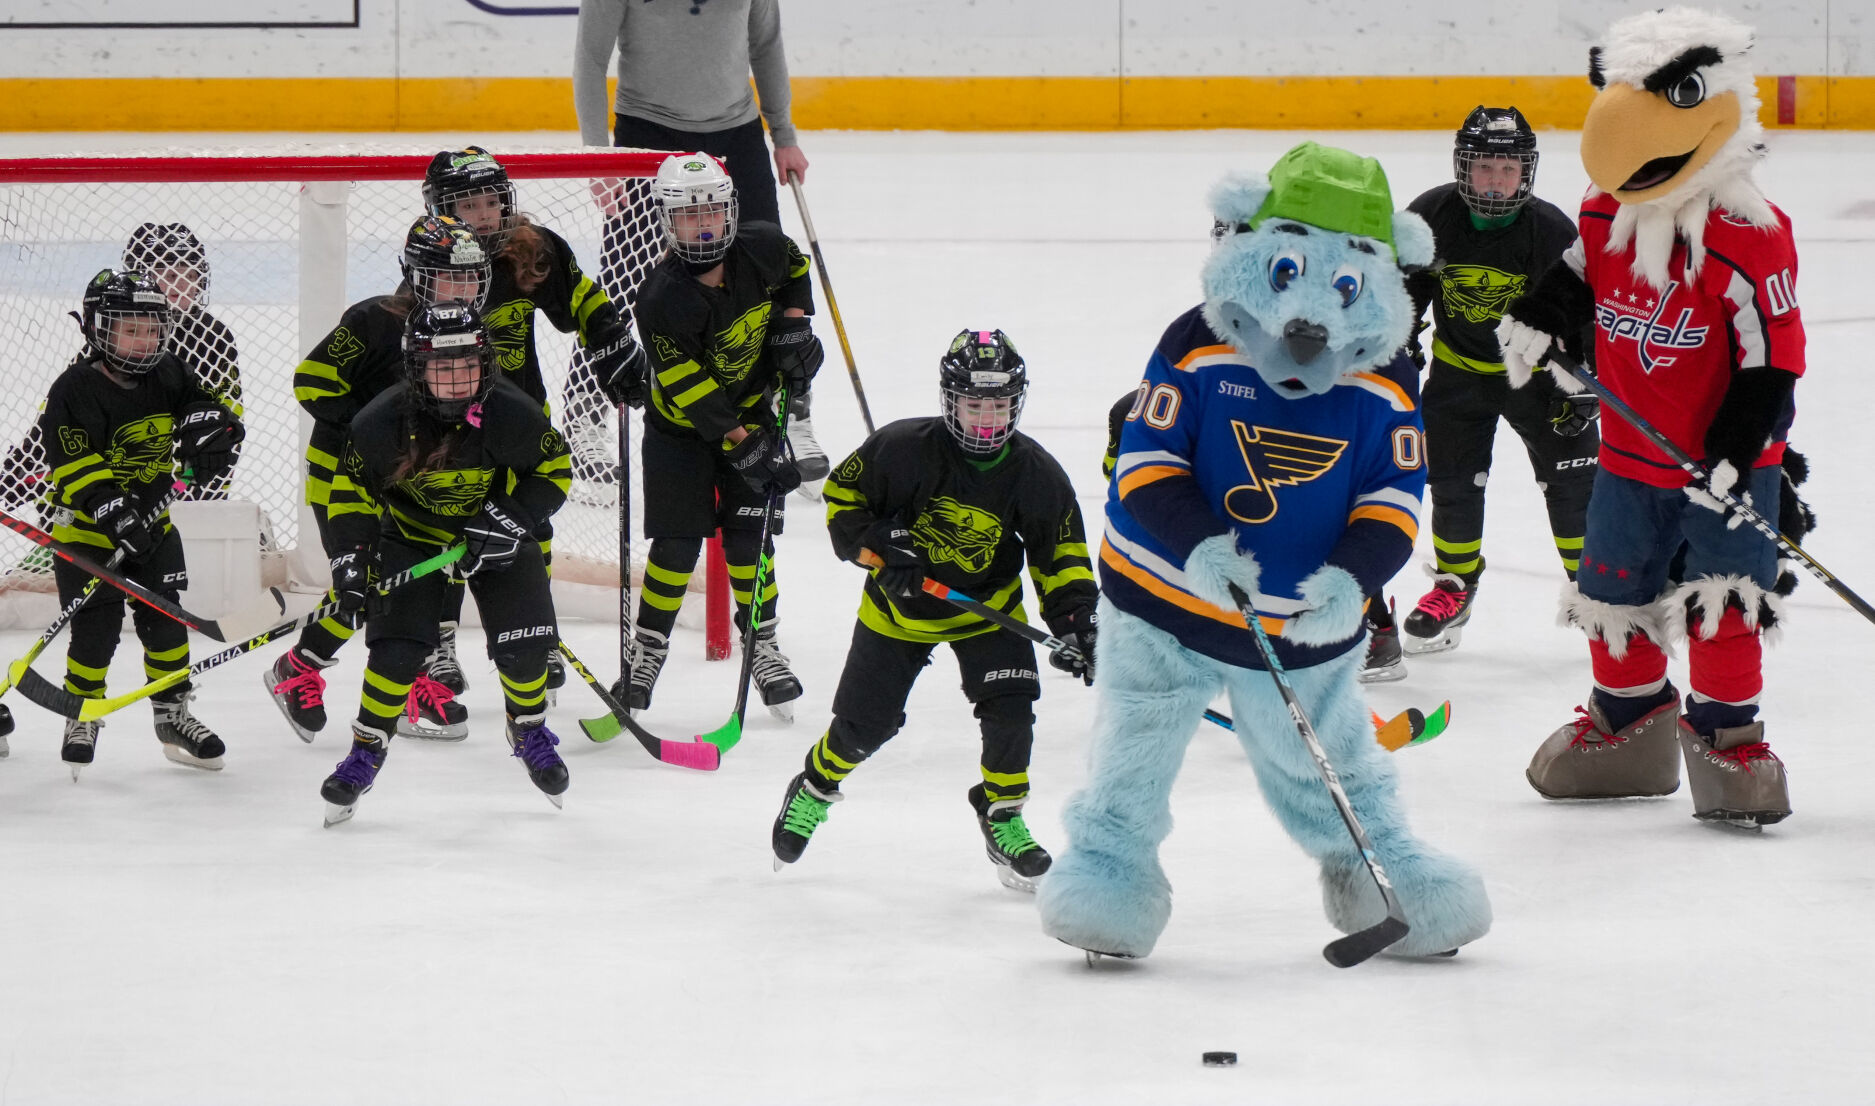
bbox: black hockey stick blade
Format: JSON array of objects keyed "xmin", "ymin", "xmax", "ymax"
[
  {"xmin": 11, "ymin": 666, "xmax": 86, "ymax": 720},
  {"xmin": 1323, "ymin": 914, "xmax": 1410, "ymax": 969}
]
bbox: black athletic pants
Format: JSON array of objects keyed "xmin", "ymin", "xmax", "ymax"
[
  {"xmin": 802, "ymin": 622, "xmax": 1042, "ymax": 805},
  {"xmin": 53, "ymin": 529, "xmax": 191, "ymax": 700}
]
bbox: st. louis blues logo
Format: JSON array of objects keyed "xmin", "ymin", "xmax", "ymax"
[
  {"xmin": 1593, "ymin": 280, "xmax": 1709, "ymax": 374},
  {"xmin": 1223, "ymin": 423, "xmax": 1347, "ymax": 524}
]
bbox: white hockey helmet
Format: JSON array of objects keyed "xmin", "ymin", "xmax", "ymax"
[{"xmin": 653, "ymin": 153, "xmax": 738, "ymax": 266}]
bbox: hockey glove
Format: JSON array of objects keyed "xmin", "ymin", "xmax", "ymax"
[
  {"xmin": 1549, "ymin": 392, "xmax": 1599, "ymax": 438},
  {"xmin": 590, "ymin": 327, "xmax": 649, "ymax": 409},
  {"xmin": 863, "ymin": 521, "xmax": 927, "ymax": 600},
  {"xmin": 1282, "ymin": 564, "xmax": 1367, "ymax": 647},
  {"xmin": 766, "ymin": 315, "xmax": 824, "ymax": 396},
  {"xmin": 1046, "ymin": 605, "xmax": 1097, "ymax": 686},
  {"xmin": 174, "ymin": 401, "xmax": 245, "ymax": 483},
  {"xmin": 461, "ymin": 495, "xmax": 535, "ymax": 576},
  {"xmin": 88, "ymin": 489, "xmax": 158, "ymax": 562},
  {"xmin": 1181, "ymin": 532, "xmax": 1262, "ymax": 614},
  {"xmin": 725, "ymin": 427, "xmax": 802, "ymax": 496},
  {"xmin": 328, "ymin": 544, "xmax": 375, "ymax": 629}
]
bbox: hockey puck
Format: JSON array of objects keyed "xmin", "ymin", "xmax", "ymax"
[{"xmin": 1202, "ymin": 1051, "xmax": 1237, "ymax": 1067}]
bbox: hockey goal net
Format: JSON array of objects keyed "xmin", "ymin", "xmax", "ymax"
[{"xmin": 0, "ymin": 146, "xmax": 729, "ymax": 653}]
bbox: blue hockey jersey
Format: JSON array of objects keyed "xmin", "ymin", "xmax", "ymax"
[{"xmin": 1103, "ymin": 306, "xmax": 1425, "ymax": 669}]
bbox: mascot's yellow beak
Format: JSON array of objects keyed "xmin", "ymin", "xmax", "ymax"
[{"xmin": 1581, "ymin": 82, "xmax": 1741, "ymax": 204}]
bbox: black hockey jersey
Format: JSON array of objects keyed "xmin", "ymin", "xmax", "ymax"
[
  {"xmin": 295, "ymin": 295, "xmax": 410, "ymax": 494},
  {"xmin": 331, "ymin": 377, "xmax": 572, "ymax": 552},
  {"xmin": 823, "ymin": 418, "xmax": 1097, "ymax": 644},
  {"xmin": 483, "ymin": 222, "xmax": 623, "ymax": 409},
  {"xmin": 635, "ymin": 221, "xmax": 813, "ymax": 442},
  {"xmin": 38, "ymin": 352, "xmax": 230, "ymax": 551},
  {"xmin": 1407, "ymin": 183, "xmax": 1579, "ymax": 374}
]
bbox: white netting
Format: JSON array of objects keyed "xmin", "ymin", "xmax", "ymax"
[{"xmin": 0, "ymin": 148, "xmax": 673, "ymax": 597}]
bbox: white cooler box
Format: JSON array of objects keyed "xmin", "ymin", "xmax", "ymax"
[{"xmin": 170, "ymin": 500, "xmax": 268, "ymax": 620}]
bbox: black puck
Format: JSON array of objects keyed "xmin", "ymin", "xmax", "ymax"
[{"xmin": 1202, "ymin": 1051, "xmax": 1237, "ymax": 1067}]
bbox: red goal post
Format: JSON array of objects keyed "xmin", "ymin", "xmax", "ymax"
[{"xmin": 0, "ymin": 146, "xmax": 730, "ymax": 656}]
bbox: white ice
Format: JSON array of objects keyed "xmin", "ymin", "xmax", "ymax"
[{"xmin": 1, "ymin": 129, "xmax": 1873, "ymax": 1105}]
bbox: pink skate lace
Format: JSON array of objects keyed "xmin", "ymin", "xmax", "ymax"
[
  {"xmin": 271, "ymin": 652, "xmax": 326, "ymax": 710},
  {"xmin": 1413, "ymin": 585, "xmax": 1467, "ymax": 622},
  {"xmin": 1710, "ymin": 741, "xmax": 1777, "ymax": 774},
  {"xmin": 405, "ymin": 673, "xmax": 457, "ymax": 724},
  {"xmin": 1564, "ymin": 705, "xmax": 1621, "ymax": 748}
]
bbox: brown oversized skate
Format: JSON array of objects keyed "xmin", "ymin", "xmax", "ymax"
[
  {"xmin": 1677, "ymin": 720, "xmax": 1791, "ymax": 829},
  {"xmin": 1527, "ymin": 696, "xmax": 1681, "ymax": 800}
]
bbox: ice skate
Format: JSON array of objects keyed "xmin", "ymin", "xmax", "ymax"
[
  {"xmin": 1402, "ymin": 564, "xmax": 1480, "ymax": 655},
  {"xmin": 624, "ymin": 628, "xmax": 669, "ymax": 713},
  {"xmin": 395, "ymin": 672, "xmax": 468, "ymax": 740},
  {"xmin": 544, "ymin": 649, "xmax": 565, "ymax": 707},
  {"xmin": 61, "ymin": 717, "xmax": 100, "ymax": 781},
  {"xmin": 321, "ymin": 724, "xmax": 388, "ymax": 827},
  {"xmin": 786, "ymin": 394, "xmax": 829, "ymax": 498},
  {"xmin": 506, "ymin": 713, "xmax": 568, "ymax": 808},
  {"xmin": 749, "ymin": 628, "xmax": 802, "ymax": 722},
  {"xmin": 152, "ymin": 689, "xmax": 226, "ymax": 771},
  {"xmin": 771, "ymin": 771, "xmax": 842, "ymax": 869},
  {"xmin": 1677, "ymin": 719, "xmax": 1791, "ymax": 829},
  {"xmin": 970, "ymin": 783, "xmax": 1052, "ymax": 892},
  {"xmin": 265, "ymin": 646, "xmax": 330, "ymax": 743},
  {"xmin": 1526, "ymin": 695, "xmax": 1681, "ymax": 800},
  {"xmin": 1359, "ymin": 602, "xmax": 1406, "ymax": 684},
  {"xmin": 424, "ymin": 621, "xmax": 468, "ymax": 696}
]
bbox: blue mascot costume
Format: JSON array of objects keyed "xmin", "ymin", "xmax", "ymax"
[{"xmin": 1037, "ymin": 143, "xmax": 1493, "ymax": 960}]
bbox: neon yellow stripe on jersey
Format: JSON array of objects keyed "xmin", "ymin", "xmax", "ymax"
[
  {"xmin": 1432, "ymin": 336, "xmax": 1506, "ymax": 375},
  {"xmin": 1030, "ymin": 563, "xmax": 1096, "ymax": 593}
]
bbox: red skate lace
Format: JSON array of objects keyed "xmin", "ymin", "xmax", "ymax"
[
  {"xmin": 1565, "ymin": 705, "xmax": 1621, "ymax": 748},
  {"xmin": 406, "ymin": 674, "xmax": 456, "ymax": 723},
  {"xmin": 1711, "ymin": 741, "xmax": 1776, "ymax": 774},
  {"xmin": 271, "ymin": 653, "xmax": 325, "ymax": 709},
  {"xmin": 1413, "ymin": 585, "xmax": 1466, "ymax": 621}
]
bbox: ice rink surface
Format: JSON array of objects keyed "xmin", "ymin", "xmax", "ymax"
[{"xmin": 2, "ymin": 129, "xmax": 1873, "ymax": 1104}]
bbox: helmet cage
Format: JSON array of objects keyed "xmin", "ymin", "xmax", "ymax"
[
  {"xmin": 122, "ymin": 223, "xmax": 210, "ymax": 311},
  {"xmin": 82, "ymin": 271, "xmax": 171, "ymax": 375},
  {"xmin": 1453, "ymin": 148, "xmax": 1539, "ymax": 218},
  {"xmin": 423, "ymin": 148, "xmax": 520, "ymax": 252},
  {"xmin": 938, "ymin": 329, "xmax": 1028, "ymax": 455},
  {"xmin": 401, "ymin": 217, "xmax": 492, "ymax": 311},
  {"xmin": 653, "ymin": 154, "xmax": 739, "ymax": 266},
  {"xmin": 403, "ymin": 305, "xmax": 496, "ymax": 422}
]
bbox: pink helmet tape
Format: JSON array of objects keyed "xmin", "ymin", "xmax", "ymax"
[{"xmin": 977, "ymin": 330, "xmax": 995, "ymax": 344}]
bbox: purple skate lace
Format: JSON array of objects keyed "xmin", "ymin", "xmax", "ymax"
[
  {"xmin": 510, "ymin": 725, "xmax": 562, "ymax": 771},
  {"xmin": 329, "ymin": 744, "xmax": 382, "ymax": 788}
]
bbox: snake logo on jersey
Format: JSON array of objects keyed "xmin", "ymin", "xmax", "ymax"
[
  {"xmin": 1223, "ymin": 423, "xmax": 1347, "ymax": 525},
  {"xmin": 709, "ymin": 302, "xmax": 773, "ymax": 383},
  {"xmin": 106, "ymin": 417, "xmax": 177, "ymax": 484},
  {"xmin": 396, "ymin": 468, "xmax": 495, "ymax": 516},
  {"xmin": 483, "ymin": 299, "xmax": 536, "ymax": 376},
  {"xmin": 1592, "ymin": 279, "xmax": 1710, "ymax": 374},
  {"xmin": 1438, "ymin": 264, "xmax": 1527, "ymax": 325},
  {"xmin": 912, "ymin": 496, "xmax": 1004, "ymax": 575}
]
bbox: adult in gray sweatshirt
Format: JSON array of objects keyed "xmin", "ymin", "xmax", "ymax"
[{"xmin": 573, "ymin": 0, "xmax": 807, "ymax": 227}]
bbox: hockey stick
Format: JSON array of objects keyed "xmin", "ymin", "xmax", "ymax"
[
  {"xmin": 561, "ymin": 640, "xmax": 719, "ymax": 769},
  {"xmin": 787, "ymin": 174, "xmax": 875, "ymax": 434},
  {"xmin": 696, "ymin": 388, "xmax": 792, "ymax": 756},
  {"xmin": 617, "ymin": 396, "xmax": 635, "ymax": 694},
  {"xmin": 1198, "ymin": 699, "xmax": 1453, "ymax": 752},
  {"xmin": 10, "ymin": 545, "xmax": 464, "ymax": 723},
  {"xmin": 1227, "ymin": 583, "xmax": 1409, "ymax": 968},
  {"xmin": 1547, "ymin": 350, "xmax": 1875, "ymax": 626},
  {"xmin": 0, "ymin": 504, "xmax": 283, "ymax": 643}
]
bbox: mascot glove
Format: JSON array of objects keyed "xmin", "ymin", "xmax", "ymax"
[
  {"xmin": 1495, "ymin": 315, "xmax": 1584, "ymax": 394},
  {"xmin": 1282, "ymin": 564, "xmax": 1367, "ymax": 647},
  {"xmin": 1181, "ymin": 532, "xmax": 1261, "ymax": 614},
  {"xmin": 1684, "ymin": 460, "xmax": 1752, "ymax": 531}
]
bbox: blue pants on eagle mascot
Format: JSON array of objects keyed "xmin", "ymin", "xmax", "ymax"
[
  {"xmin": 1036, "ymin": 597, "xmax": 1492, "ymax": 959},
  {"xmin": 1039, "ymin": 140, "xmax": 1491, "ymax": 960}
]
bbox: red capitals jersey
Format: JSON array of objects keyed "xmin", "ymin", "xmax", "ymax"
[{"xmin": 1567, "ymin": 189, "xmax": 1804, "ymax": 488}]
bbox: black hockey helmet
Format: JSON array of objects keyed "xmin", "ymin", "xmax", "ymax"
[
  {"xmin": 79, "ymin": 268, "xmax": 171, "ymax": 375},
  {"xmin": 122, "ymin": 222, "xmax": 210, "ymax": 309},
  {"xmin": 403, "ymin": 301, "xmax": 495, "ymax": 422},
  {"xmin": 938, "ymin": 328, "xmax": 1027, "ymax": 455},
  {"xmin": 1453, "ymin": 106, "xmax": 1539, "ymax": 218},
  {"xmin": 422, "ymin": 146, "xmax": 518, "ymax": 250},
  {"xmin": 401, "ymin": 214, "xmax": 492, "ymax": 310}
]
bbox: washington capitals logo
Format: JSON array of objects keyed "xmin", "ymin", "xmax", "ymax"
[
  {"xmin": 1593, "ymin": 281, "xmax": 1709, "ymax": 374},
  {"xmin": 1223, "ymin": 423, "xmax": 1347, "ymax": 524}
]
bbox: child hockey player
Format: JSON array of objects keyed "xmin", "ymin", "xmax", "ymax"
[
  {"xmin": 601, "ymin": 152, "xmax": 822, "ymax": 719},
  {"xmin": 770, "ymin": 329, "xmax": 1097, "ymax": 890},
  {"xmin": 421, "ymin": 146, "xmax": 645, "ymax": 702},
  {"xmin": 39, "ymin": 269, "xmax": 244, "ymax": 777},
  {"xmin": 269, "ymin": 215, "xmax": 492, "ymax": 742},
  {"xmin": 316, "ymin": 302, "xmax": 573, "ymax": 826}
]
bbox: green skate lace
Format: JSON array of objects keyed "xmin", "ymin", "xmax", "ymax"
[
  {"xmin": 990, "ymin": 813, "xmax": 1040, "ymax": 856},
  {"xmin": 782, "ymin": 786, "xmax": 833, "ymax": 837}
]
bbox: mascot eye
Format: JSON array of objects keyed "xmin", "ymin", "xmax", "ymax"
[
  {"xmin": 1665, "ymin": 71, "xmax": 1706, "ymax": 108},
  {"xmin": 1268, "ymin": 252, "xmax": 1305, "ymax": 292},
  {"xmin": 1331, "ymin": 265, "xmax": 1364, "ymax": 307}
]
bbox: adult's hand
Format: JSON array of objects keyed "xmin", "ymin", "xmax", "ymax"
[{"xmin": 775, "ymin": 145, "xmax": 809, "ymax": 186}]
